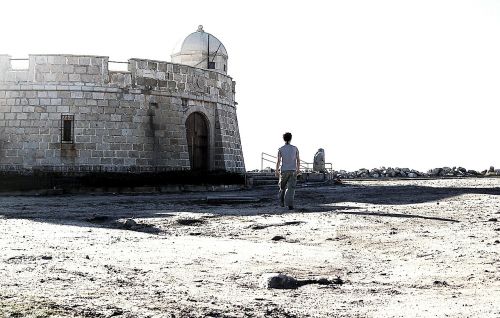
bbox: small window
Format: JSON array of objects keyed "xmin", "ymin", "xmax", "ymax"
[
  {"xmin": 181, "ymin": 98, "xmax": 188, "ymax": 107},
  {"xmin": 223, "ymin": 64, "xmax": 226, "ymax": 72},
  {"xmin": 61, "ymin": 115, "xmax": 74, "ymax": 143},
  {"xmin": 208, "ymin": 61, "xmax": 215, "ymax": 69}
]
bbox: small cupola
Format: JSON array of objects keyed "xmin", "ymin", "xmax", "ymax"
[{"xmin": 171, "ymin": 25, "xmax": 228, "ymax": 74}]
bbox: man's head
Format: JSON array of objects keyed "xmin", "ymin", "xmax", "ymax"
[{"xmin": 283, "ymin": 132, "xmax": 292, "ymax": 144}]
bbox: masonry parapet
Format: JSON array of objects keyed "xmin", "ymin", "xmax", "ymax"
[
  {"xmin": 128, "ymin": 58, "xmax": 235, "ymax": 104},
  {"xmin": 0, "ymin": 54, "xmax": 236, "ymax": 105}
]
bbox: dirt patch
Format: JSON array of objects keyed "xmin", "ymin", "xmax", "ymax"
[{"xmin": 0, "ymin": 178, "xmax": 499, "ymax": 317}]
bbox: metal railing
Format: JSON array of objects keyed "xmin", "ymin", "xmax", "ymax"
[{"xmin": 261, "ymin": 152, "xmax": 333, "ymax": 172}]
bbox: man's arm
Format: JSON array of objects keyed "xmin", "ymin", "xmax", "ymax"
[
  {"xmin": 275, "ymin": 151, "xmax": 281, "ymax": 177},
  {"xmin": 296, "ymin": 149, "xmax": 301, "ymax": 173}
]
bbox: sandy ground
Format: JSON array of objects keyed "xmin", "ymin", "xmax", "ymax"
[{"xmin": 0, "ymin": 178, "xmax": 499, "ymax": 317}]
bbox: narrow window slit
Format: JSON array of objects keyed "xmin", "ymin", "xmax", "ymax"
[{"xmin": 61, "ymin": 114, "xmax": 74, "ymax": 143}]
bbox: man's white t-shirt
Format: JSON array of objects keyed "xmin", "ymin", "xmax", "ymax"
[{"xmin": 279, "ymin": 144, "xmax": 299, "ymax": 171}]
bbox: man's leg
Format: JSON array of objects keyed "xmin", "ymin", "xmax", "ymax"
[
  {"xmin": 284, "ymin": 172, "xmax": 297, "ymax": 209},
  {"xmin": 278, "ymin": 172, "xmax": 290, "ymax": 207}
]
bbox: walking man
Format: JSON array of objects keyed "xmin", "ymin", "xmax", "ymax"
[{"xmin": 275, "ymin": 132, "xmax": 300, "ymax": 210}]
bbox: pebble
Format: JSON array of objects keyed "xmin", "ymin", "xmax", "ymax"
[
  {"xmin": 433, "ymin": 280, "xmax": 449, "ymax": 286},
  {"xmin": 271, "ymin": 235, "xmax": 286, "ymax": 241}
]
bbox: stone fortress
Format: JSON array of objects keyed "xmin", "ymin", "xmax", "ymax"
[{"xmin": 0, "ymin": 25, "xmax": 245, "ymax": 174}]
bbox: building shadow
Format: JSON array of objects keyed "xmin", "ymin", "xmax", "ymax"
[
  {"xmin": 0, "ymin": 183, "xmax": 498, "ymax": 231},
  {"xmin": 297, "ymin": 184, "xmax": 500, "ymax": 206},
  {"xmin": 335, "ymin": 210, "xmax": 459, "ymax": 223}
]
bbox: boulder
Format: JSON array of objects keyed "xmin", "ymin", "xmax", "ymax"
[
  {"xmin": 261, "ymin": 273, "xmax": 299, "ymax": 289},
  {"xmin": 123, "ymin": 218, "xmax": 138, "ymax": 229},
  {"xmin": 428, "ymin": 168, "xmax": 441, "ymax": 176}
]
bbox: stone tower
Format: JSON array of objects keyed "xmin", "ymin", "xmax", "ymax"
[{"xmin": 0, "ymin": 27, "xmax": 245, "ymax": 174}]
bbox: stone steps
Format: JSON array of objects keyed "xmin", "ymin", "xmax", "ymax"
[{"xmin": 247, "ymin": 172, "xmax": 333, "ymax": 187}]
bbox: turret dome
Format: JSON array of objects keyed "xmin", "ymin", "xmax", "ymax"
[{"xmin": 171, "ymin": 25, "xmax": 228, "ymax": 74}]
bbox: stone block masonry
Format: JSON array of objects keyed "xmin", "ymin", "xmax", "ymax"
[{"xmin": 0, "ymin": 54, "xmax": 245, "ymax": 173}]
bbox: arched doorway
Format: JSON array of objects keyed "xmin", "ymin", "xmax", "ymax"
[{"xmin": 185, "ymin": 112, "xmax": 209, "ymax": 171}]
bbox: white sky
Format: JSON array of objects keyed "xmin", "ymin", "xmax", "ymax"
[{"xmin": 1, "ymin": 0, "xmax": 499, "ymax": 172}]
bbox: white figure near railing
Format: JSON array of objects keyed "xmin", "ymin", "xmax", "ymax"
[{"xmin": 313, "ymin": 148, "xmax": 326, "ymax": 172}]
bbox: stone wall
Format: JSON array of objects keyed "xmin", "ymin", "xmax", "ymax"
[
  {"xmin": 214, "ymin": 104, "xmax": 245, "ymax": 171},
  {"xmin": 0, "ymin": 54, "xmax": 245, "ymax": 173},
  {"xmin": 29, "ymin": 55, "xmax": 109, "ymax": 84}
]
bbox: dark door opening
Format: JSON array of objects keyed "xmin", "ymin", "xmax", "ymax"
[{"xmin": 186, "ymin": 112, "xmax": 209, "ymax": 171}]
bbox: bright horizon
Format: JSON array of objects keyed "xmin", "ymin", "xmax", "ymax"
[{"xmin": 1, "ymin": 0, "xmax": 499, "ymax": 172}]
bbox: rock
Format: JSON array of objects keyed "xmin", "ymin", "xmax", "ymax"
[
  {"xmin": 489, "ymin": 166, "xmax": 495, "ymax": 173},
  {"xmin": 123, "ymin": 218, "xmax": 137, "ymax": 229},
  {"xmin": 408, "ymin": 172, "xmax": 417, "ymax": 178},
  {"xmin": 271, "ymin": 235, "xmax": 286, "ymax": 241},
  {"xmin": 107, "ymin": 309, "xmax": 124, "ymax": 317},
  {"xmin": 428, "ymin": 168, "xmax": 441, "ymax": 175},
  {"xmin": 261, "ymin": 273, "xmax": 344, "ymax": 289},
  {"xmin": 486, "ymin": 169, "xmax": 497, "ymax": 176},
  {"xmin": 177, "ymin": 218, "xmax": 205, "ymax": 226},
  {"xmin": 488, "ymin": 218, "xmax": 498, "ymax": 222},
  {"xmin": 262, "ymin": 273, "xmax": 299, "ymax": 289},
  {"xmin": 41, "ymin": 255, "xmax": 52, "ymax": 260},
  {"xmin": 433, "ymin": 280, "xmax": 448, "ymax": 286}
]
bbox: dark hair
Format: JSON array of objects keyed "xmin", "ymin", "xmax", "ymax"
[{"xmin": 283, "ymin": 132, "xmax": 292, "ymax": 143}]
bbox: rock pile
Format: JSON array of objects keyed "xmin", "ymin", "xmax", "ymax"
[{"xmin": 334, "ymin": 166, "xmax": 500, "ymax": 179}]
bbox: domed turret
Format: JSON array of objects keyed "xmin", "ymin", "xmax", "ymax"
[{"xmin": 171, "ymin": 25, "xmax": 228, "ymax": 74}]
